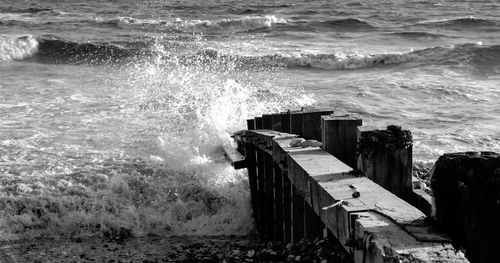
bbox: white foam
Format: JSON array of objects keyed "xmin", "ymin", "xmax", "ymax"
[
  {"xmin": 0, "ymin": 35, "xmax": 39, "ymax": 61},
  {"xmin": 181, "ymin": 15, "xmax": 287, "ymax": 33},
  {"xmin": 248, "ymin": 50, "xmax": 416, "ymax": 70},
  {"xmin": 254, "ymin": 42, "xmax": 484, "ymax": 70},
  {"xmin": 93, "ymin": 15, "xmax": 287, "ymax": 33}
]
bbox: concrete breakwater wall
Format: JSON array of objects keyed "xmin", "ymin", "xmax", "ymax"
[{"xmin": 224, "ymin": 109, "xmax": 500, "ymax": 263}]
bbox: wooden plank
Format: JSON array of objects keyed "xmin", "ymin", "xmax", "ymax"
[
  {"xmin": 245, "ymin": 143, "xmax": 258, "ymax": 225},
  {"xmin": 302, "ymin": 110, "xmax": 333, "ymax": 141},
  {"xmin": 292, "ymin": 185, "xmax": 304, "ymax": 242},
  {"xmin": 247, "ymin": 119, "xmax": 255, "ymax": 130},
  {"xmin": 288, "ymin": 149, "xmax": 353, "ymax": 185},
  {"xmin": 353, "ymin": 211, "xmax": 468, "ymax": 263},
  {"xmin": 271, "ymin": 113, "xmax": 282, "ymax": 131},
  {"xmin": 283, "ymin": 174, "xmax": 292, "ymax": 244},
  {"xmin": 272, "ymin": 136, "xmax": 301, "ymax": 166},
  {"xmin": 304, "ymin": 201, "xmax": 324, "ymax": 240},
  {"xmin": 246, "ymin": 130, "xmax": 288, "ymax": 145},
  {"xmin": 321, "ymin": 114, "xmax": 362, "ymax": 168},
  {"xmin": 272, "ymin": 135, "xmax": 351, "ymax": 214},
  {"xmin": 281, "ymin": 111, "xmax": 291, "ymax": 133},
  {"xmin": 317, "ymin": 176, "xmax": 449, "ymax": 243},
  {"xmin": 255, "ymin": 117, "xmax": 263, "ymax": 129},
  {"xmin": 256, "ymin": 148, "xmax": 266, "ymax": 238},
  {"xmin": 274, "ymin": 164, "xmax": 284, "ymax": 242},
  {"xmin": 262, "ymin": 114, "xmax": 273, "ymax": 129},
  {"xmin": 290, "ymin": 111, "xmax": 303, "ymax": 136},
  {"xmin": 222, "ymin": 146, "xmax": 247, "ymax": 169},
  {"xmin": 264, "ymin": 153, "xmax": 275, "ymax": 240}
]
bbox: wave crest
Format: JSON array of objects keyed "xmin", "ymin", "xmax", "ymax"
[
  {"xmin": 227, "ymin": 43, "xmax": 497, "ymax": 70},
  {"xmin": 7, "ymin": 34, "xmax": 499, "ymax": 73},
  {"xmin": 279, "ymin": 52, "xmax": 414, "ymax": 69},
  {"xmin": 0, "ymin": 35, "xmax": 39, "ymax": 61},
  {"xmin": 92, "ymin": 15, "xmax": 287, "ymax": 33},
  {"xmin": 181, "ymin": 15, "xmax": 287, "ymax": 33}
]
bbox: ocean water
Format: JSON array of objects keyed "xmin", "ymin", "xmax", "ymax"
[{"xmin": 0, "ymin": 0, "xmax": 499, "ymax": 240}]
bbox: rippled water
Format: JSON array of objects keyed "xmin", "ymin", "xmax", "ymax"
[{"xmin": 0, "ymin": 0, "xmax": 499, "ymax": 240}]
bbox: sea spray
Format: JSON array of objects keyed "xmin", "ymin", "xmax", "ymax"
[
  {"xmin": 91, "ymin": 15, "xmax": 287, "ymax": 33},
  {"xmin": 0, "ymin": 34, "xmax": 314, "ymax": 240},
  {"xmin": 113, "ymin": 36, "xmax": 314, "ymax": 233},
  {"xmin": 0, "ymin": 35, "xmax": 38, "ymax": 61}
]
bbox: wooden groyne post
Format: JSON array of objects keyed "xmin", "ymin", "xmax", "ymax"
[
  {"xmin": 226, "ymin": 109, "xmax": 471, "ymax": 263},
  {"xmin": 357, "ymin": 125, "xmax": 413, "ymax": 200},
  {"xmin": 431, "ymin": 152, "xmax": 500, "ymax": 263}
]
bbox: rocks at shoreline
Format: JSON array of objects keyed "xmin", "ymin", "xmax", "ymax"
[
  {"xmin": 413, "ymin": 162, "xmax": 433, "ymax": 195},
  {"xmin": 0, "ymin": 235, "xmax": 349, "ymax": 263}
]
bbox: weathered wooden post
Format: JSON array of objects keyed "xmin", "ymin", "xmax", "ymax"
[
  {"xmin": 321, "ymin": 113, "xmax": 362, "ymax": 168},
  {"xmin": 262, "ymin": 114, "xmax": 273, "ymax": 130},
  {"xmin": 271, "ymin": 113, "xmax": 282, "ymax": 131},
  {"xmin": 247, "ymin": 119, "xmax": 255, "ymax": 130},
  {"xmin": 256, "ymin": 146, "xmax": 266, "ymax": 237},
  {"xmin": 304, "ymin": 198, "xmax": 324, "ymax": 240},
  {"xmin": 302, "ymin": 110, "xmax": 334, "ymax": 141},
  {"xmin": 357, "ymin": 125, "xmax": 413, "ymax": 199},
  {"xmin": 270, "ymin": 115, "xmax": 283, "ymax": 240},
  {"xmin": 255, "ymin": 116, "xmax": 263, "ymax": 129},
  {"xmin": 264, "ymin": 152, "xmax": 275, "ymax": 239},
  {"xmin": 243, "ymin": 133, "xmax": 259, "ymax": 231},
  {"xmin": 283, "ymin": 175, "xmax": 293, "ymax": 244},
  {"xmin": 431, "ymin": 151, "xmax": 500, "ymax": 263},
  {"xmin": 272, "ymin": 134, "xmax": 299, "ymax": 244},
  {"xmin": 274, "ymin": 164, "xmax": 284, "ymax": 241},
  {"xmin": 290, "ymin": 111, "xmax": 303, "ymax": 136},
  {"xmin": 281, "ymin": 111, "xmax": 291, "ymax": 133},
  {"xmin": 292, "ymin": 185, "xmax": 305, "ymax": 242}
]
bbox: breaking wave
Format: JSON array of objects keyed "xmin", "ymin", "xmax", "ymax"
[
  {"xmin": 0, "ymin": 35, "xmax": 39, "ymax": 61},
  {"xmin": 266, "ymin": 43, "xmax": 500, "ymax": 70},
  {"xmin": 179, "ymin": 15, "xmax": 287, "ymax": 33},
  {"xmin": 1, "ymin": 11, "xmax": 286, "ymax": 34},
  {"xmin": 92, "ymin": 15, "xmax": 287, "ymax": 33},
  {"xmin": 3, "ymin": 33, "xmax": 499, "ymax": 74},
  {"xmin": 192, "ymin": 43, "xmax": 500, "ymax": 71}
]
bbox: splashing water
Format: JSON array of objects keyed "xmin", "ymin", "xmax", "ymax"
[
  {"xmin": 122, "ymin": 37, "xmax": 312, "ymax": 163},
  {"xmin": 0, "ymin": 35, "xmax": 39, "ymax": 61},
  {"xmin": 0, "ymin": 33, "xmax": 314, "ymax": 240}
]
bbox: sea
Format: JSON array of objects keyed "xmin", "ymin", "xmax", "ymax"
[{"xmin": 0, "ymin": 0, "xmax": 499, "ymax": 240}]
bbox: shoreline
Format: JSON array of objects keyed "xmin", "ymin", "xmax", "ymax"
[{"xmin": 0, "ymin": 235, "xmax": 347, "ymax": 263}]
